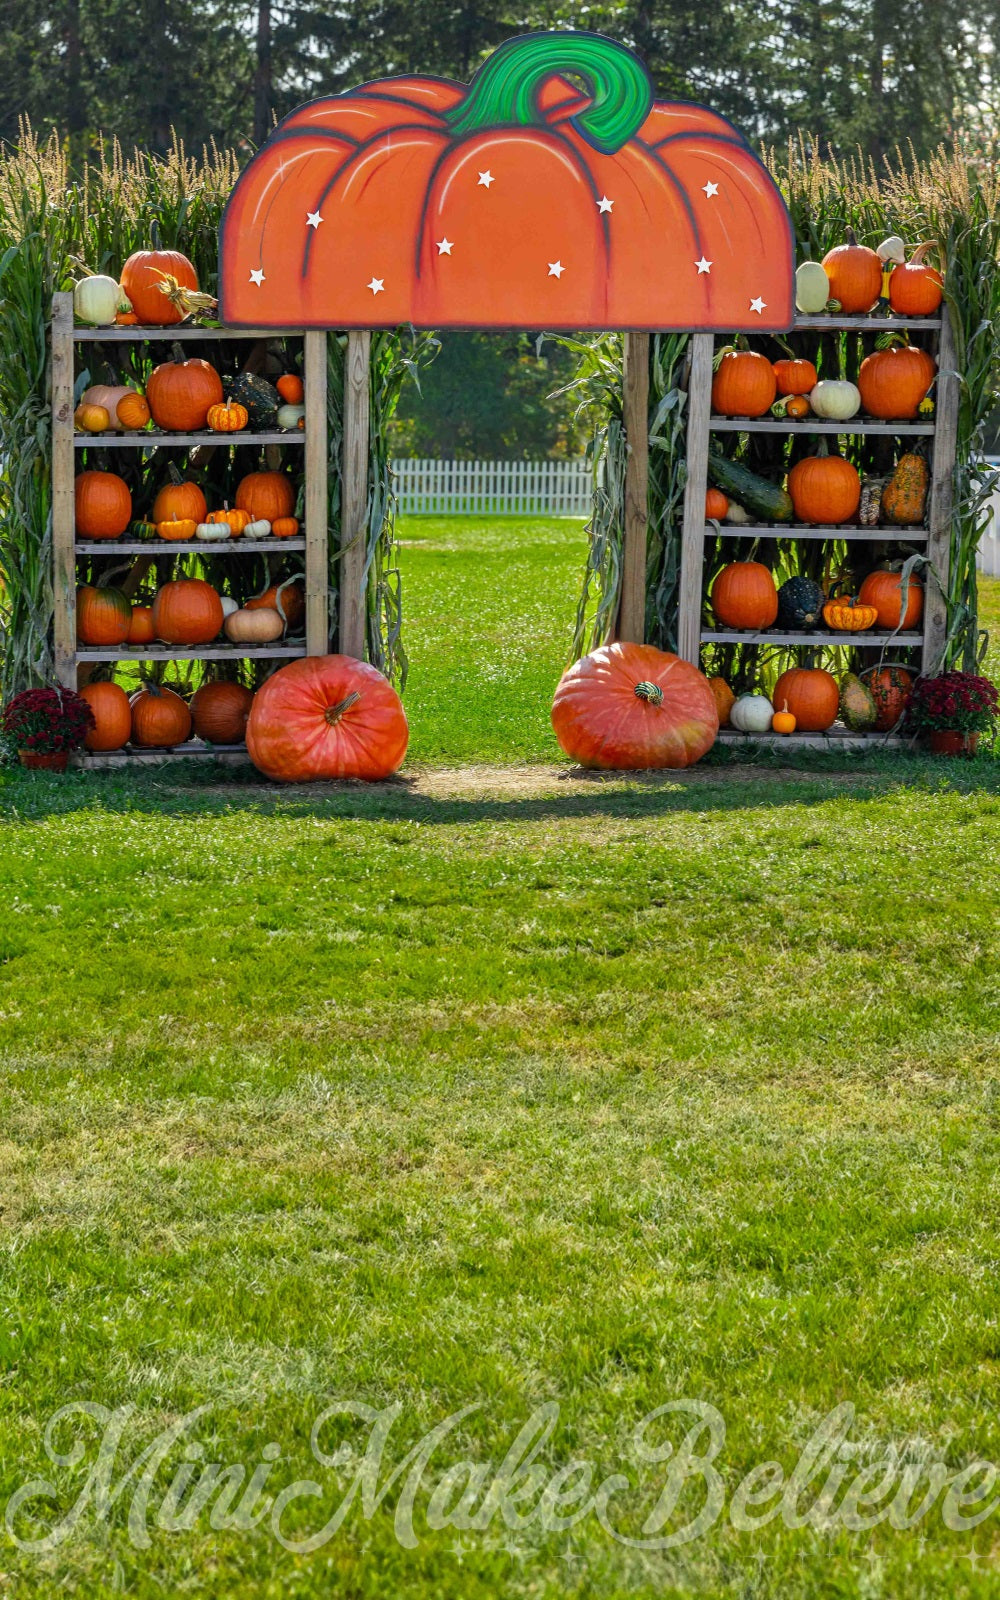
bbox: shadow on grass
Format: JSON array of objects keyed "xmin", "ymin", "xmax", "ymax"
[{"xmin": 2, "ymin": 747, "xmax": 999, "ymax": 827}]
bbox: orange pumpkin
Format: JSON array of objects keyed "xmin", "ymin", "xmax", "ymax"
[
  {"xmin": 784, "ymin": 395, "xmax": 811, "ymax": 419},
  {"xmin": 79, "ymin": 681, "xmax": 131, "ymax": 751},
  {"xmin": 207, "ymin": 399, "xmax": 249, "ymax": 433},
  {"xmin": 247, "ymin": 655, "xmax": 409, "ymax": 781},
  {"xmin": 276, "ymin": 374, "xmax": 304, "ymax": 404},
  {"xmin": 821, "ymin": 231, "xmax": 882, "ymax": 313},
  {"xmin": 152, "ymin": 478, "xmax": 208, "ymax": 525},
  {"xmin": 771, "ymin": 702, "xmax": 796, "ymax": 735},
  {"xmin": 190, "ymin": 681, "xmax": 255, "ymax": 743},
  {"xmin": 888, "ymin": 245, "xmax": 944, "ymax": 316},
  {"xmin": 857, "ymin": 344, "xmax": 936, "ymax": 420},
  {"xmin": 75, "ymin": 471, "xmax": 132, "ymax": 540},
  {"xmin": 234, "ymin": 471, "xmax": 296, "ymax": 522},
  {"xmin": 130, "ymin": 683, "xmax": 193, "ymax": 746},
  {"xmin": 120, "ymin": 249, "xmax": 199, "ymax": 325},
  {"xmin": 152, "ymin": 579, "xmax": 225, "ymax": 645},
  {"xmin": 711, "ymin": 348, "xmax": 777, "ymax": 417},
  {"xmin": 707, "ymin": 677, "xmax": 736, "ymax": 727},
  {"xmin": 207, "ymin": 507, "xmax": 253, "ymax": 536},
  {"xmin": 116, "ymin": 392, "xmax": 151, "ymax": 430},
  {"xmin": 858, "ymin": 570, "xmax": 924, "ymax": 630},
  {"xmin": 76, "ymin": 585, "xmax": 131, "ymax": 645},
  {"xmin": 772, "ymin": 358, "xmax": 818, "ymax": 396},
  {"xmin": 271, "ymin": 516, "xmax": 300, "ymax": 539},
  {"xmin": 81, "ymin": 384, "xmax": 133, "ymax": 429},
  {"xmin": 75, "ymin": 402, "xmax": 111, "ymax": 433},
  {"xmin": 710, "ymin": 561, "xmax": 778, "ymax": 630},
  {"xmin": 866, "ymin": 666, "xmax": 914, "ymax": 730},
  {"xmin": 705, "ymin": 488, "xmax": 729, "ymax": 521},
  {"xmin": 246, "ymin": 579, "xmax": 305, "ymax": 630},
  {"xmin": 771, "ymin": 667, "xmax": 839, "ymax": 732},
  {"xmin": 156, "ymin": 518, "xmax": 199, "ymax": 543},
  {"xmin": 551, "ymin": 643, "xmax": 718, "ymax": 769},
  {"xmin": 146, "ymin": 357, "xmax": 223, "ymax": 431},
  {"xmin": 127, "ymin": 604, "xmax": 156, "ymax": 645},
  {"xmin": 787, "ymin": 455, "xmax": 861, "ymax": 525}
]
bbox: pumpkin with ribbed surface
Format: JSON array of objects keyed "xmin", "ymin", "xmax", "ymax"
[
  {"xmin": 857, "ymin": 344, "xmax": 936, "ymax": 420},
  {"xmin": 888, "ymin": 246, "xmax": 943, "ymax": 316},
  {"xmin": 858, "ymin": 570, "xmax": 924, "ymax": 630},
  {"xmin": 120, "ymin": 249, "xmax": 199, "ymax": 325},
  {"xmin": 146, "ymin": 356, "xmax": 223, "ymax": 431},
  {"xmin": 772, "ymin": 358, "xmax": 818, "ymax": 396},
  {"xmin": 152, "ymin": 579, "xmax": 225, "ymax": 645},
  {"xmin": 76, "ymin": 585, "xmax": 131, "ymax": 645},
  {"xmin": 247, "ymin": 656, "xmax": 409, "ymax": 781},
  {"xmin": 710, "ymin": 561, "xmax": 778, "ymax": 630},
  {"xmin": 707, "ymin": 677, "xmax": 736, "ymax": 727},
  {"xmin": 75, "ymin": 471, "xmax": 132, "ymax": 539},
  {"xmin": 130, "ymin": 684, "xmax": 193, "ymax": 746},
  {"xmin": 787, "ymin": 455, "xmax": 860, "ymax": 525},
  {"xmin": 711, "ymin": 348, "xmax": 776, "ymax": 417},
  {"xmin": 190, "ymin": 681, "xmax": 254, "ymax": 743},
  {"xmin": 551, "ymin": 643, "xmax": 718, "ymax": 770},
  {"xmin": 821, "ymin": 231, "xmax": 881, "ymax": 313},
  {"xmin": 777, "ymin": 575, "xmax": 825, "ymax": 631},
  {"xmin": 127, "ymin": 605, "xmax": 156, "ymax": 645},
  {"xmin": 771, "ymin": 667, "xmax": 839, "ymax": 732},
  {"xmin": 152, "ymin": 478, "xmax": 207, "ymax": 525},
  {"xmin": 235, "ymin": 472, "xmax": 296, "ymax": 523},
  {"xmin": 79, "ymin": 681, "xmax": 132, "ymax": 750}
]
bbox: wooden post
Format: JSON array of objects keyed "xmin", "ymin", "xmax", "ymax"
[
  {"xmin": 676, "ymin": 333, "xmax": 716, "ymax": 664},
  {"xmin": 618, "ymin": 332, "xmax": 649, "ymax": 643},
  {"xmin": 339, "ymin": 329, "xmax": 370, "ymax": 659},
  {"xmin": 303, "ymin": 330, "xmax": 329, "ymax": 655},
  {"xmin": 923, "ymin": 310, "xmax": 957, "ymax": 674},
  {"xmin": 51, "ymin": 292, "xmax": 76, "ymax": 689}
]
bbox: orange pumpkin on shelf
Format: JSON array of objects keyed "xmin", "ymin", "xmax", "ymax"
[
  {"xmin": 156, "ymin": 518, "xmax": 199, "ymax": 543},
  {"xmin": 206, "ymin": 507, "xmax": 253, "ymax": 537},
  {"xmin": 116, "ymin": 392, "xmax": 151, "ymax": 430},
  {"xmin": 81, "ymin": 384, "xmax": 133, "ymax": 429},
  {"xmin": 127, "ymin": 605, "xmax": 156, "ymax": 645},
  {"xmin": 857, "ymin": 343, "xmax": 936, "ymax": 420},
  {"xmin": 787, "ymin": 454, "xmax": 861, "ymax": 525},
  {"xmin": 771, "ymin": 667, "xmax": 839, "ymax": 732},
  {"xmin": 190, "ymin": 681, "xmax": 255, "ymax": 743},
  {"xmin": 772, "ymin": 358, "xmax": 818, "ymax": 396},
  {"xmin": 550, "ymin": 643, "xmax": 718, "ymax": 770},
  {"xmin": 76, "ymin": 585, "xmax": 131, "ymax": 645},
  {"xmin": 152, "ymin": 579, "xmax": 225, "ymax": 645},
  {"xmin": 821, "ymin": 230, "xmax": 882, "ymax": 313},
  {"xmin": 130, "ymin": 683, "xmax": 193, "ymax": 746},
  {"xmin": 120, "ymin": 249, "xmax": 199, "ymax": 326},
  {"xmin": 865, "ymin": 666, "xmax": 914, "ymax": 730},
  {"xmin": 271, "ymin": 516, "xmax": 300, "ymax": 539},
  {"xmin": 75, "ymin": 471, "xmax": 132, "ymax": 540},
  {"xmin": 771, "ymin": 701, "xmax": 797, "ymax": 735},
  {"xmin": 78, "ymin": 681, "xmax": 132, "ymax": 751},
  {"xmin": 707, "ymin": 677, "xmax": 736, "ymax": 727},
  {"xmin": 247, "ymin": 655, "xmax": 410, "ymax": 781},
  {"xmin": 75, "ymin": 402, "xmax": 111, "ymax": 433},
  {"xmin": 246, "ymin": 578, "xmax": 305, "ymax": 630},
  {"xmin": 207, "ymin": 399, "xmax": 249, "ymax": 433},
  {"xmin": 276, "ymin": 374, "xmax": 304, "ymax": 404},
  {"xmin": 705, "ymin": 488, "xmax": 729, "ymax": 521},
  {"xmin": 146, "ymin": 356, "xmax": 223, "ymax": 431},
  {"xmin": 709, "ymin": 561, "xmax": 778, "ymax": 630},
  {"xmin": 711, "ymin": 347, "xmax": 777, "ymax": 417},
  {"xmin": 888, "ymin": 245, "xmax": 944, "ymax": 316},
  {"xmin": 152, "ymin": 476, "xmax": 208, "ymax": 526},
  {"xmin": 784, "ymin": 395, "xmax": 811, "ymax": 420},
  {"xmin": 234, "ymin": 471, "xmax": 296, "ymax": 522},
  {"xmin": 858, "ymin": 569, "xmax": 924, "ymax": 630}
]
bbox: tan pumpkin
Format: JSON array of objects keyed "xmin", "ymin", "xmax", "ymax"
[
  {"xmin": 224, "ymin": 606, "xmax": 286, "ymax": 644},
  {"xmin": 81, "ymin": 384, "xmax": 133, "ymax": 432},
  {"xmin": 880, "ymin": 454, "xmax": 929, "ymax": 526}
]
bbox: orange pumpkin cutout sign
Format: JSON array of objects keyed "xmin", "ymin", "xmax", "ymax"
[{"xmin": 219, "ymin": 31, "xmax": 794, "ymax": 332}]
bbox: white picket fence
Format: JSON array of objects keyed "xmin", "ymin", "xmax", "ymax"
[
  {"xmin": 979, "ymin": 458, "xmax": 1000, "ymax": 578},
  {"xmin": 391, "ymin": 457, "xmax": 591, "ymax": 515}
]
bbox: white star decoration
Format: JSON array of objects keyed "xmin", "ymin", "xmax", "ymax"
[
  {"xmin": 750, "ymin": 296, "xmax": 766, "ymax": 314},
  {"xmin": 695, "ymin": 257, "xmax": 712, "ymax": 274},
  {"xmin": 249, "ymin": 267, "xmax": 265, "ymax": 287},
  {"xmin": 702, "ymin": 181, "xmax": 719, "ymax": 198},
  {"xmin": 368, "ymin": 277, "xmax": 385, "ymax": 296},
  {"xmin": 477, "ymin": 170, "xmax": 494, "ymax": 188},
  {"xmin": 436, "ymin": 238, "xmax": 453, "ymax": 255},
  {"xmin": 596, "ymin": 195, "xmax": 614, "ymax": 213},
  {"xmin": 306, "ymin": 211, "xmax": 323, "ymax": 228},
  {"xmin": 548, "ymin": 261, "xmax": 565, "ymax": 278}
]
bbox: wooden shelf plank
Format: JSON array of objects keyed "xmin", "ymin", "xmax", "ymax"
[
  {"xmin": 72, "ymin": 327, "xmax": 301, "ymax": 342},
  {"xmin": 76, "ymin": 645, "xmax": 306, "ymax": 661},
  {"xmin": 710, "ymin": 417, "xmax": 935, "ymax": 435},
  {"xmin": 702, "ymin": 629, "xmax": 924, "ymax": 646},
  {"xmin": 708, "ymin": 524, "xmax": 927, "ymax": 541},
  {"xmin": 716, "ymin": 729, "xmax": 910, "ymax": 748},
  {"xmin": 75, "ymin": 431, "xmax": 304, "ymax": 448},
  {"xmin": 791, "ymin": 315, "xmax": 941, "ymax": 331},
  {"xmin": 74, "ymin": 742, "xmax": 251, "ymax": 768},
  {"xmin": 75, "ymin": 539, "xmax": 305, "ymax": 555}
]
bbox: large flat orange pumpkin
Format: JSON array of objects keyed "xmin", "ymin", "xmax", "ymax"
[
  {"xmin": 246, "ymin": 656, "xmax": 409, "ymax": 781},
  {"xmin": 551, "ymin": 643, "xmax": 719, "ymax": 769}
]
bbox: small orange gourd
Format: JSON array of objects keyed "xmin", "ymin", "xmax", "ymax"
[
  {"xmin": 271, "ymin": 516, "xmax": 300, "ymax": 539},
  {"xmin": 821, "ymin": 596, "xmax": 878, "ymax": 632},
  {"xmin": 207, "ymin": 399, "xmax": 249, "ymax": 433},
  {"xmin": 75, "ymin": 402, "xmax": 111, "ymax": 433},
  {"xmin": 771, "ymin": 701, "xmax": 796, "ymax": 735},
  {"xmin": 157, "ymin": 518, "xmax": 199, "ymax": 542},
  {"xmin": 276, "ymin": 374, "xmax": 304, "ymax": 403},
  {"xmin": 705, "ymin": 488, "xmax": 729, "ymax": 521}
]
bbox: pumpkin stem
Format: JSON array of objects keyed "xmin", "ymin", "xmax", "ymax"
[
  {"xmin": 634, "ymin": 681, "xmax": 663, "ymax": 706},
  {"xmin": 324, "ymin": 691, "xmax": 362, "ymax": 725},
  {"xmin": 444, "ymin": 32, "xmax": 652, "ymax": 154}
]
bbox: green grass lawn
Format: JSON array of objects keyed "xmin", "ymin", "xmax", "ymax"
[
  {"xmin": 1, "ymin": 543, "xmax": 1000, "ymax": 1597},
  {"xmin": 396, "ymin": 515, "xmax": 586, "ymax": 763}
]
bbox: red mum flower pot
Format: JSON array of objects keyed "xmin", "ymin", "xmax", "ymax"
[
  {"xmin": 928, "ymin": 730, "xmax": 979, "ymax": 757},
  {"xmin": 19, "ymin": 751, "xmax": 69, "ymax": 772}
]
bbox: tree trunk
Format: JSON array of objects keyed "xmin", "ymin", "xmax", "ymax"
[
  {"xmin": 254, "ymin": 0, "xmax": 273, "ymax": 147},
  {"xmin": 64, "ymin": 0, "xmax": 84, "ymax": 170}
]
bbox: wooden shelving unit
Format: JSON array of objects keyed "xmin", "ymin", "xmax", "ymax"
[
  {"xmin": 51, "ymin": 291, "xmax": 329, "ymax": 761},
  {"xmin": 676, "ymin": 311, "xmax": 959, "ymax": 741}
]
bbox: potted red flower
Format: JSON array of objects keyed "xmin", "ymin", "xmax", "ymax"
[
  {"xmin": 2, "ymin": 687, "xmax": 95, "ymax": 771},
  {"xmin": 906, "ymin": 670, "xmax": 998, "ymax": 756}
]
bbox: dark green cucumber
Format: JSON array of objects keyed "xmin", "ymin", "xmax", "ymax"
[{"xmin": 706, "ymin": 454, "xmax": 793, "ymax": 523}]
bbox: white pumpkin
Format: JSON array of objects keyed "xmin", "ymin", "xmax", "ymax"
[
  {"xmin": 244, "ymin": 519, "xmax": 271, "ymax": 539},
  {"xmin": 723, "ymin": 502, "xmax": 752, "ymax": 526},
  {"xmin": 730, "ymin": 694, "xmax": 774, "ymax": 734},
  {"xmin": 73, "ymin": 275, "xmax": 121, "ymax": 326},
  {"xmin": 196, "ymin": 521, "xmax": 230, "ymax": 541},
  {"xmin": 224, "ymin": 606, "xmax": 285, "ymax": 644},
  {"xmin": 809, "ymin": 380, "xmax": 862, "ymax": 421},
  {"xmin": 876, "ymin": 235, "xmax": 906, "ymax": 265},
  {"xmin": 276, "ymin": 404, "xmax": 305, "ymax": 431},
  {"xmin": 795, "ymin": 261, "xmax": 831, "ymax": 315},
  {"xmin": 218, "ymin": 595, "xmax": 240, "ymax": 620}
]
